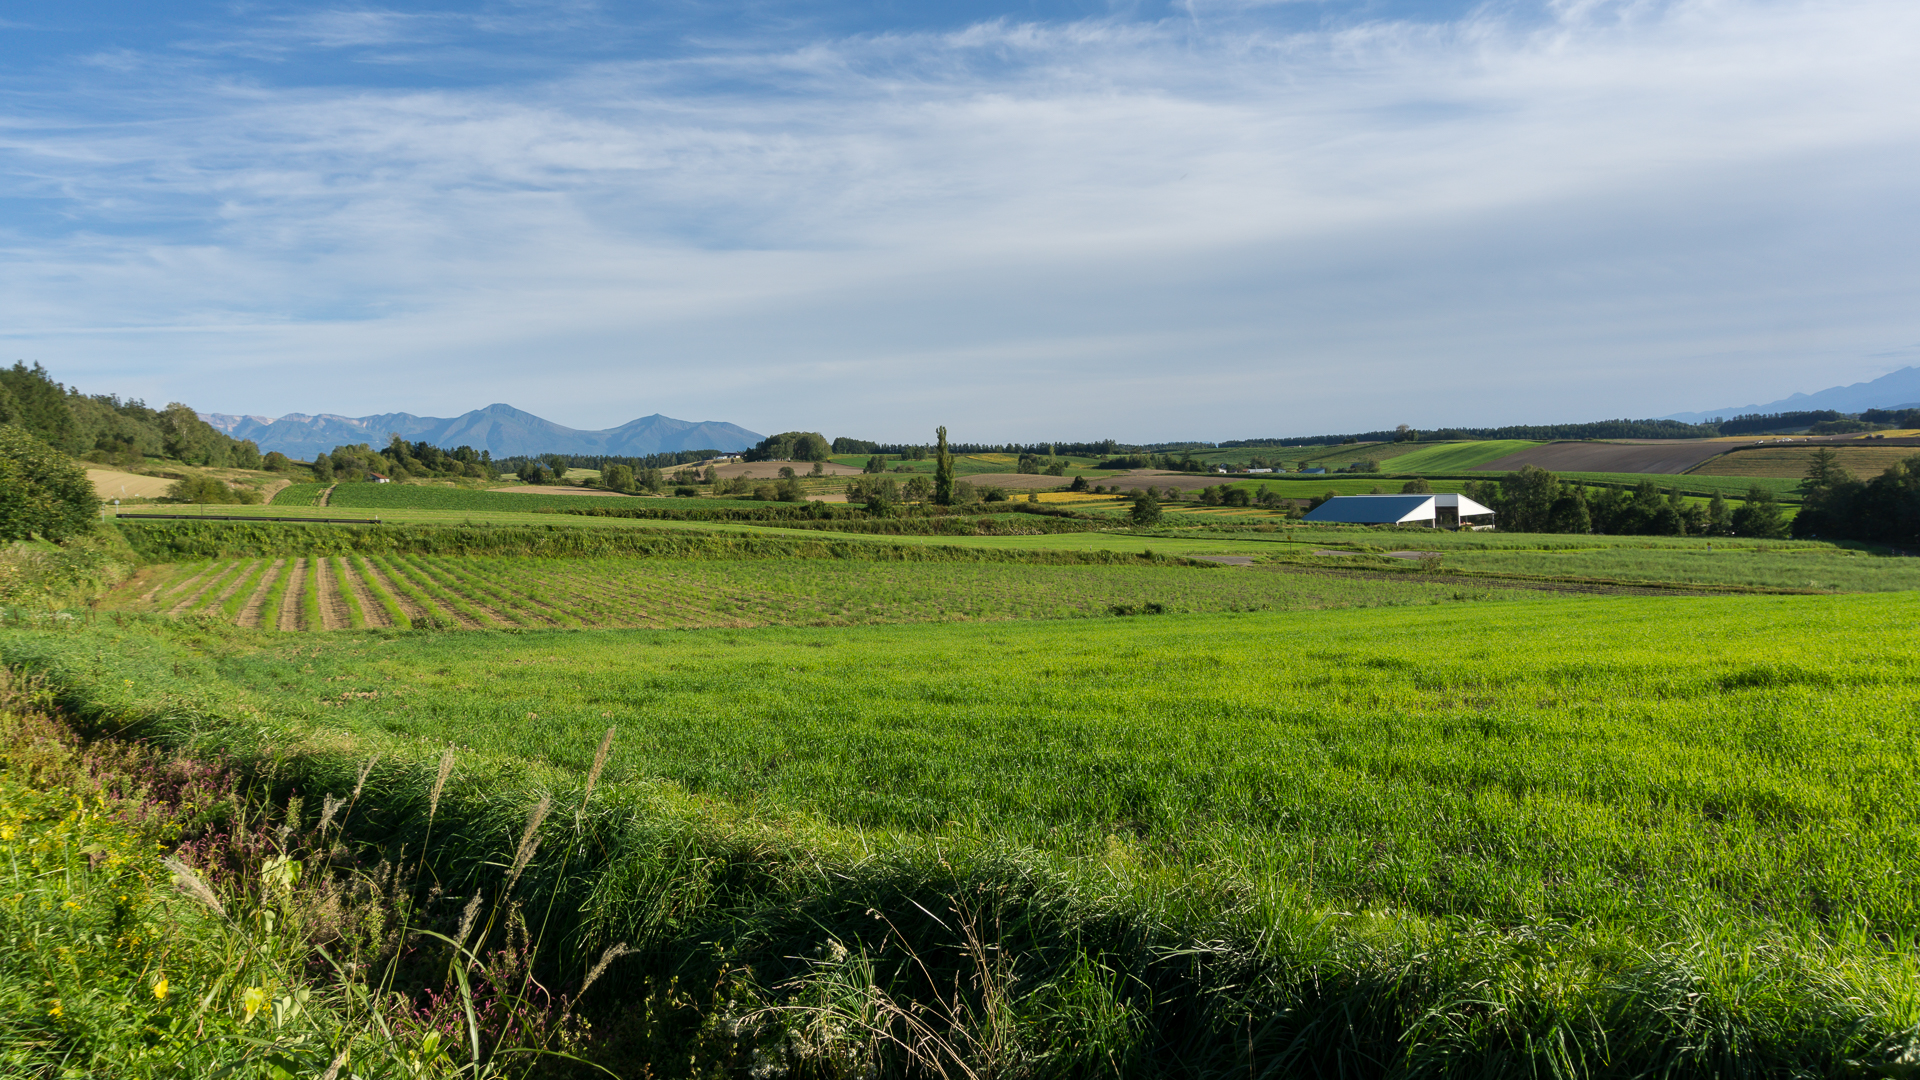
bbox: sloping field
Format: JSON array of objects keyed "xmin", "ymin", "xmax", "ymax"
[
  {"xmin": 1474, "ymin": 439, "xmax": 1735, "ymax": 474},
  {"xmin": 97, "ymin": 554, "xmax": 1529, "ymax": 629},
  {"xmin": 1692, "ymin": 443, "xmax": 1920, "ymax": 478},
  {"xmin": 86, "ymin": 468, "xmax": 175, "ymax": 499},
  {"xmin": 1376, "ymin": 440, "xmax": 1543, "ymax": 472}
]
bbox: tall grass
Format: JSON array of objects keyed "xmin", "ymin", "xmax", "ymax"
[{"xmin": 6, "ymin": 597, "xmax": 1919, "ymax": 1074}]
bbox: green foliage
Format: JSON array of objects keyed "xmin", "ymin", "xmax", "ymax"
[
  {"xmin": 934, "ymin": 426, "xmax": 955, "ymax": 506},
  {"xmin": 1792, "ymin": 452, "xmax": 1920, "ymax": 544},
  {"xmin": 1731, "ymin": 484, "xmax": 1790, "ymax": 539},
  {"xmin": 113, "ymin": 520, "xmax": 1177, "ymax": 566},
  {"xmin": 1129, "ymin": 491, "xmax": 1162, "ymax": 526},
  {"xmin": 746, "ymin": 431, "xmax": 831, "ymax": 462},
  {"xmin": 0, "ymin": 424, "xmax": 100, "ymax": 542},
  {"xmin": 166, "ymin": 475, "xmax": 263, "ymax": 505}
]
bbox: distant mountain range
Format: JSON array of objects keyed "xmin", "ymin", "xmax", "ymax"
[
  {"xmin": 200, "ymin": 403, "xmax": 763, "ymax": 459},
  {"xmin": 1662, "ymin": 366, "xmax": 1920, "ymax": 424}
]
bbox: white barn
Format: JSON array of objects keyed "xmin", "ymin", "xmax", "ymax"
[{"xmin": 1302, "ymin": 493, "xmax": 1495, "ymax": 529}]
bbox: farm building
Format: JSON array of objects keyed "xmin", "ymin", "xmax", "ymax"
[
  {"xmin": 1303, "ymin": 493, "xmax": 1496, "ymax": 529},
  {"xmin": 368, "ymin": 472, "xmax": 391, "ymax": 484}
]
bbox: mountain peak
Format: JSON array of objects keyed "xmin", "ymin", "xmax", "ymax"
[
  {"xmin": 1664, "ymin": 366, "xmax": 1920, "ymax": 423},
  {"xmin": 201, "ymin": 405, "xmax": 762, "ymax": 458}
]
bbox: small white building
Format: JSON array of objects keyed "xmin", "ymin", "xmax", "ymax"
[{"xmin": 1302, "ymin": 493, "xmax": 1495, "ymax": 529}]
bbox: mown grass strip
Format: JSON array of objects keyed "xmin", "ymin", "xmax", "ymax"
[
  {"xmin": 215, "ymin": 559, "xmax": 271, "ymax": 622},
  {"xmin": 253, "ymin": 558, "xmax": 297, "ymax": 631},
  {"xmin": 416, "ymin": 557, "xmax": 552, "ymax": 628},
  {"xmin": 299, "ymin": 558, "xmax": 324, "ymax": 631},
  {"xmin": 366, "ymin": 555, "xmax": 458, "ymax": 628},
  {"xmin": 348, "ymin": 554, "xmax": 409, "ymax": 629},
  {"xmin": 389, "ymin": 555, "xmax": 496, "ymax": 629},
  {"xmin": 332, "ymin": 556, "xmax": 367, "ymax": 629}
]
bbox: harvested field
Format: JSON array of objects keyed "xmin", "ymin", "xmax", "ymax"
[
  {"xmin": 94, "ymin": 554, "xmax": 1546, "ymax": 630},
  {"xmin": 977, "ymin": 469, "xmax": 1219, "ymax": 492},
  {"xmin": 86, "ymin": 468, "xmax": 176, "ymax": 500},
  {"xmin": 1475, "ymin": 439, "xmax": 1742, "ymax": 474},
  {"xmin": 1691, "ymin": 443, "xmax": 1920, "ymax": 478}
]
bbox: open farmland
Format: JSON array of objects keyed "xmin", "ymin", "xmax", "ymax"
[
  {"xmin": 1395, "ymin": 543, "xmax": 1920, "ymax": 591},
  {"xmin": 97, "ymin": 552, "xmax": 1536, "ymax": 629},
  {"xmin": 1691, "ymin": 442, "xmax": 1920, "ymax": 478},
  {"xmin": 11, "ymin": 591, "xmax": 1920, "ymax": 1074},
  {"xmin": 1475, "ymin": 438, "xmax": 1743, "ymax": 474}
]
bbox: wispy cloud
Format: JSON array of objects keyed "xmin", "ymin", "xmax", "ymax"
[{"xmin": 1, "ymin": 0, "xmax": 1916, "ymax": 437}]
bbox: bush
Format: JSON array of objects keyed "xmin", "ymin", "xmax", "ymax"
[
  {"xmin": 0, "ymin": 424, "xmax": 99, "ymax": 542},
  {"xmin": 165, "ymin": 475, "xmax": 262, "ymax": 505}
]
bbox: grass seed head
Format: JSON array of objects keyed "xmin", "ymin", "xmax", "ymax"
[
  {"xmin": 428, "ymin": 747, "xmax": 455, "ymax": 818},
  {"xmin": 507, "ymin": 796, "xmax": 551, "ymax": 890},
  {"xmin": 455, "ymin": 891, "xmax": 484, "ymax": 949},
  {"xmin": 163, "ymin": 856, "xmax": 225, "ymax": 918},
  {"xmin": 584, "ymin": 726, "xmax": 615, "ymax": 801}
]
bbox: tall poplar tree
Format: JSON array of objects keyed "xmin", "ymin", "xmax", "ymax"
[{"xmin": 934, "ymin": 425, "xmax": 954, "ymax": 505}]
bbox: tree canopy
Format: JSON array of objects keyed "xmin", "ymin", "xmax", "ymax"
[{"xmin": 0, "ymin": 424, "xmax": 100, "ymax": 542}]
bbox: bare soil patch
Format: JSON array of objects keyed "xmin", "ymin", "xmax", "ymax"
[
  {"xmin": 316, "ymin": 558, "xmax": 352, "ymax": 630},
  {"xmin": 277, "ymin": 559, "xmax": 308, "ymax": 632}
]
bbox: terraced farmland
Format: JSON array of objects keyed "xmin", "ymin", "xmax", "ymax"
[{"xmin": 97, "ymin": 555, "xmax": 1536, "ymax": 629}]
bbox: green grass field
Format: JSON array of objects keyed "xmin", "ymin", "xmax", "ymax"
[
  {"xmin": 1366, "ymin": 439, "xmax": 1542, "ymax": 472},
  {"xmin": 12, "ymin": 592, "xmax": 1920, "ymax": 1073}
]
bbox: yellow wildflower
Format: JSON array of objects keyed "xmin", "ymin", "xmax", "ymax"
[
  {"xmin": 152, "ymin": 975, "xmax": 170, "ymax": 1002},
  {"xmin": 47, "ymin": 1001, "xmax": 62, "ymax": 1018},
  {"xmin": 242, "ymin": 986, "xmax": 267, "ymax": 1023}
]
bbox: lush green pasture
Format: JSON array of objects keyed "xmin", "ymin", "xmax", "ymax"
[
  {"xmin": 1563, "ymin": 471, "xmax": 1805, "ymax": 501},
  {"xmin": 18, "ymin": 578, "xmax": 1920, "ymax": 1070},
  {"xmin": 1370, "ymin": 439, "xmax": 1543, "ymax": 472},
  {"xmin": 101, "ymin": 555, "xmax": 1528, "ymax": 629},
  {"xmin": 267, "ymin": 481, "xmax": 330, "ymax": 506},
  {"xmin": 1442, "ymin": 544, "xmax": 1916, "ymax": 591}
]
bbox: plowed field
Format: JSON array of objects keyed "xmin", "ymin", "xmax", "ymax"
[{"xmin": 93, "ymin": 555, "xmax": 1534, "ymax": 630}]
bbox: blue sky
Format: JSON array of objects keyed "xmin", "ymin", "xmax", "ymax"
[{"xmin": 3, "ymin": 0, "xmax": 1916, "ymax": 441}]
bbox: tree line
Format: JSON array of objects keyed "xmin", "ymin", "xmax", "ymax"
[
  {"xmin": 1792, "ymin": 448, "xmax": 1920, "ymax": 545},
  {"xmin": 0, "ymin": 362, "xmax": 265, "ymax": 469},
  {"xmin": 1450, "ymin": 467, "xmax": 1788, "ymax": 538}
]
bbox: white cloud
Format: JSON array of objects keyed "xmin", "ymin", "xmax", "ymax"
[{"xmin": 1, "ymin": 0, "xmax": 1917, "ymax": 439}]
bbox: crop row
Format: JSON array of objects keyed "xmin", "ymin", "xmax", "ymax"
[{"xmin": 97, "ymin": 555, "xmax": 1535, "ymax": 630}]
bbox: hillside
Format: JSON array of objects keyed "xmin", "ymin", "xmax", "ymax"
[
  {"xmin": 202, "ymin": 403, "xmax": 763, "ymax": 458},
  {"xmin": 1662, "ymin": 365, "xmax": 1920, "ymax": 423}
]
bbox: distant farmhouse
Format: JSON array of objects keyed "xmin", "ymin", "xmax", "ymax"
[{"xmin": 1303, "ymin": 494, "xmax": 1495, "ymax": 530}]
